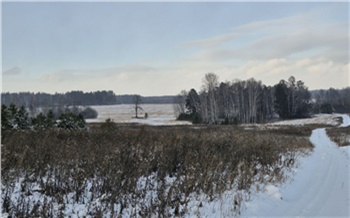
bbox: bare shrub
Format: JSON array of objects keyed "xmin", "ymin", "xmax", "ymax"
[
  {"xmin": 326, "ymin": 126, "xmax": 350, "ymax": 147},
  {"xmin": 1, "ymin": 124, "xmax": 312, "ymax": 216}
]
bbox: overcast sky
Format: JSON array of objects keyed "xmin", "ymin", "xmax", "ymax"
[{"xmin": 2, "ymin": 2, "xmax": 349, "ymax": 95}]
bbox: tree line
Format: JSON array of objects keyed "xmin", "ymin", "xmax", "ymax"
[
  {"xmin": 176, "ymin": 73, "xmax": 349, "ymax": 124},
  {"xmin": 1, "ymin": 104, "xmax": 95, "ymax": 131},
  {"xmin": 311, "ymin": 88, "xmax": 350, "ymax": 114},
  {"xmin": 1, "ymin": 90, "xmax": 117, "ymax": 108},
  {"xmin": 1, "ymin": 91, "xmax": 176, "ymax": 109}
]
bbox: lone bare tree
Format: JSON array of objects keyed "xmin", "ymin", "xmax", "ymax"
[{"xmin": 133, "ymin": 95, "xmax": 143, "ymax": 118}]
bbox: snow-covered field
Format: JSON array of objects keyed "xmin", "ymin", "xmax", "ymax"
[
  {"xmin": 86, "ymin": 104, "xmax": 192, "ymax": 125},
  {"xmin": 88, "ymin": 104, "xmax": 341, "ymax": 127}
]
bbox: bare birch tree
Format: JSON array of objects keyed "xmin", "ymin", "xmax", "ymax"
[{"xmin": 202, "ymin": 73, "xmax": 219, "ymax": 124}]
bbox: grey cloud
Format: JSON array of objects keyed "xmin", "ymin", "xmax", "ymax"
[
  {"xmin": 63, "ymin": 64, "xmax": 157, "ymax": 75},
  {"xmin": 181, "ymin": 33, "xmax": 239, "ymax": 48},
  {"xmin": 3, "ymin": 67, "xmax": 21, "ymax": 76},
  {"xmin": 190, "ymin": 23, "xmax": 348, "ymax": 63},
  {"xmin": 119, "ymin": 64, "xmax": 157, "ymax": 73},
  {"xmin": 41, "ymin": 71, "xmax": 75, "ymax": 83},
  {"xmin": 40, "ymin": 64, "xmax": 159, "ymax": 84},
  {"xmin": 185, "ymin": 11, "xmax": 348, "ymax": 63},
  {"xmin": 181, "ymin": 14, "xmax": 308, "ymax": 50}
]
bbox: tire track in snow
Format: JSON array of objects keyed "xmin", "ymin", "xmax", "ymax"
[{"xmin": 242, "ymin": 114, "xmax": 350, "ymax": 217}]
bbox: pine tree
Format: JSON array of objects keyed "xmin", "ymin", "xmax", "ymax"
[
  {"xmin": 16, "ymin": 106, "xmax": 30, "ymax": 129},
  {"xmin": 274, "ymin": 81, "xmax": 289, "ymax": 119},
  {"xmin": 57, "ymin": 113, "xmax": 85, "ymax": 130},
  {"xmin": 1, "ymin": 105, "xmax": 11, "ymax": 130},
  {"xmin": 32, "ymin": 113, "xmax": 47, "ymax": 130},
  {"xmin": 274, "ymin": 77, "xmax": 311, "ymax": 119},
  {"xmin": 46, "ymin": 110, "xmax": 57, "ymax": 128},
  {"xmin": 8, "ymin": 104, "xmax": 18, "ymax": 128}
]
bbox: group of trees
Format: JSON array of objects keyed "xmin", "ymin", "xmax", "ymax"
[
  {"xmin": 274, "ymin": 77, "xmax": 311, "ymax": 119},
  {"xmin": 1, "ymin": 104, "xmax": 87, "ymax": 131},
  {"xmin": 1, "ymin": 91, "xmax": 114, "ymax": 117},
  {"xmin": 1, "ymin": 91, "xmax": 117, "ymax": 108},
  {"xmin": 177, "ymin": 73, "xmax": 312, "ymax": 124},
  {"xmin": 35, "ymin": 105, "xmax": 98, "ymax": 120},
  {"xmin": 312, "ymin": 88, "xmax": 350, "ymax": 113},
  {"xmin": 1, "ymin": 104, "xmax": 31, "ymax": 130}
]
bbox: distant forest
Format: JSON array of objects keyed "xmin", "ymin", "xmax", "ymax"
[
  {"xmin": 2, "ymin": 79, "xmax": 349, "ymax": 125},
  {"xmin": 174, "ymin": 73, "xmax": 350, "ymax": 124},
  {"xmin": 1, "ymin": 91, "xmax": 176, "ymax": 108},
  {"xmin": 310, "ymin": 89, "xmax": 350, "ymax": 113}
]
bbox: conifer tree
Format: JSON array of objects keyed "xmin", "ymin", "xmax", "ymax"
[{"xmin": 1, "ymin": 105, "xmax": 11, "ymax": 130}]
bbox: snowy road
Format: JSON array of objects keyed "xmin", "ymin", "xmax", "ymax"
[{"xmin": 242, "ymin": 114, "xmax": 350, "ymax": 217}]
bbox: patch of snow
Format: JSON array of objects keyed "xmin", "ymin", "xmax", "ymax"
[
  {"xmin": 264, "ymin": 184, "xmax": 282, "ymax": 200},
  {"xmin": 126, "ymin": 117, "xmax": 191, "ymax": 126},
  {"xmin": 340, "ymin": 146, "xmax": 350, "ymax": 159},
  {"xmin": 184, "ymin": 189, "xmax": 243, "ymax": 218}
]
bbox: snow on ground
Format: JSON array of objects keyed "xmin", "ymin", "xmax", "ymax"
[
  {"xmin": 340, "ymin": 146, "xmax": 350, "ymax": 159},
  {"xmin": 87, "ymin": 104, "xmax": 341, "ymax": 127},
  {"xmin": 268, "ymin": 113, "xmax": 340, "ymax": 126},
  {"xmin": 49, "ymin": 112, "xmax": 350, "ymax": 217},
  {"xmin": 86, "ymin": 104, "xmax": 192, "ymax": 125},
  {"xmin": 337, "ymin": 113, "xmax": 350, "ymax": 127},
  {"xmin": 3, "ymin": 114, "xmax": 349, "ymax": 217},
  {"xmin": 240, "ymin": 114, "xmax": 350, "ymax": 217},
  {"xmin": 127, "ymin": 117, "xmax": 192, "ymax": 126}
]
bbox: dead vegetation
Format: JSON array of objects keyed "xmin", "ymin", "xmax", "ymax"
[
  {"xmin": 1, "ymin": 124, "xmax": 313, "ymax": 217},
  {"xmin": 326, "ymin": 126, "xmax": 350, "ymax": 147}
]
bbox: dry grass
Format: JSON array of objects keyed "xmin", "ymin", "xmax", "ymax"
[
  {"xmin": 1, "ymin": 124, "xmax": 313, "ymax": 217},
  {"xmin": 334, "ymin": 116, "xmax": 343, "ymax": 126},
  {"xmin": 326, "ymin": 126, "xmax": 350, "ymax": 147}
]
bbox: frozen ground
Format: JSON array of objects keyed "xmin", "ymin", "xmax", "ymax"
[
  {"xmin": 86, "ymin": 104, "xmax": 191, "ymax": 125},
  {"xmin": 240, "ymin": 114, "xmax": 350, "ymax": 217}
]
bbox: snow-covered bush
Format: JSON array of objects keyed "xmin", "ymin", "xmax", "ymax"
[
  {"xmin": 57, "ymin": 113, "xmax": 85, "ymax": 130},
  {"xmin": 80, "ymin": 106, "xmax": 98, "ymax": 119},
  {"xmin": 1, "ymin": 104, "xmax": 30, "ymax": 130}
]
